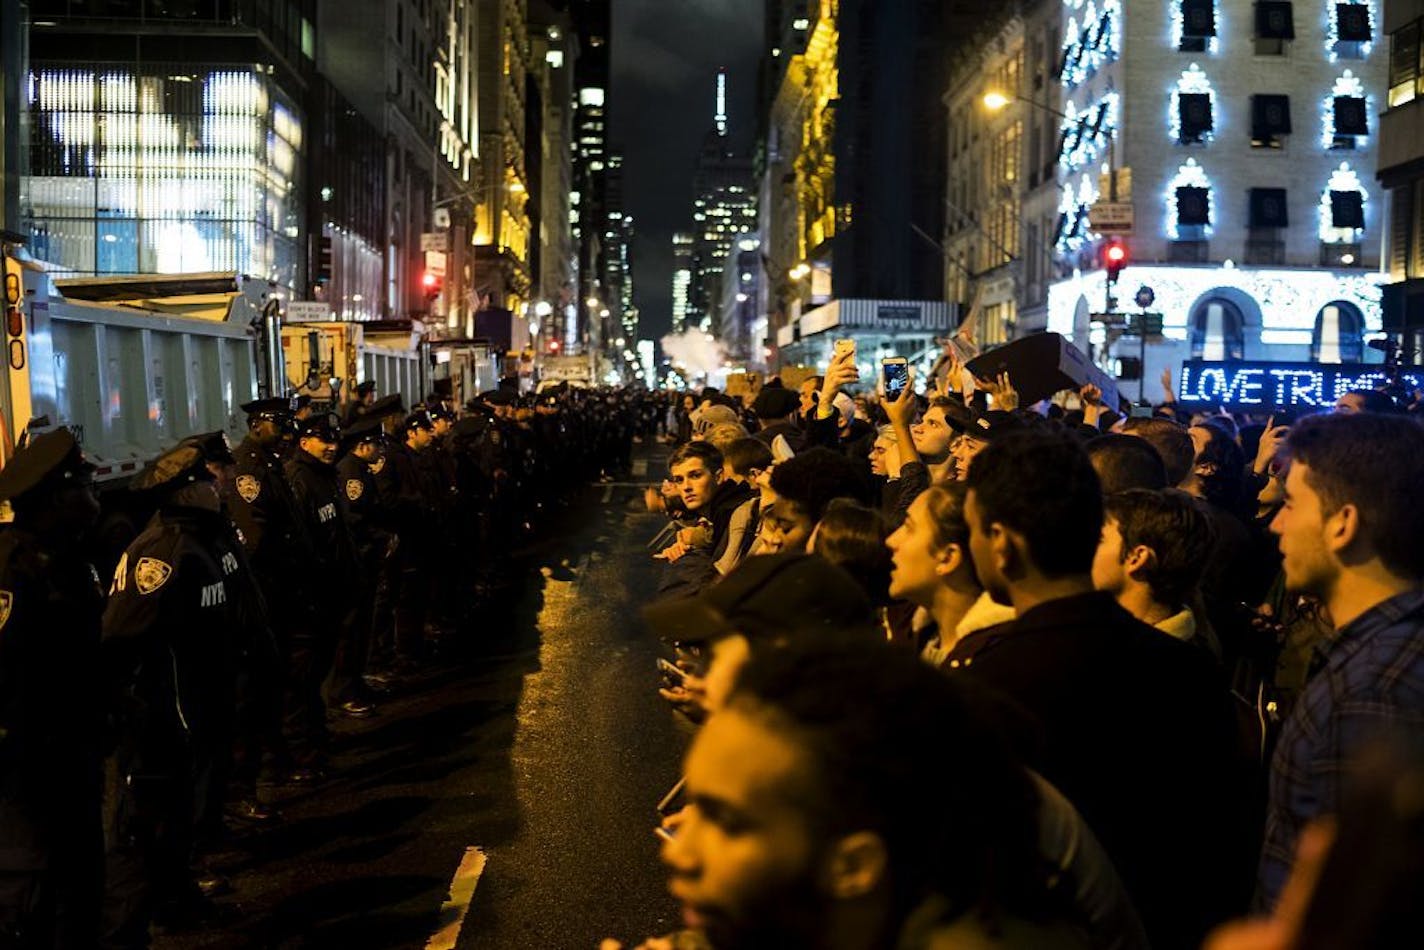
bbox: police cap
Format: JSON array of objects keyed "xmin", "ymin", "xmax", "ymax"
[
  {"xmin": 291, "ymin": 393, "xmax": 313, "ymax": 411},
  {"xmin": 340, "ymin": 416, "xmax": 386, "ymax": 452},
  {"xmin": 130, "ymin": 444, "xmax": 213, "ymax": 493},
  {"xmin": 367, "ymin": 394, "xmax": 406, "ymax": 419},
  {"xmin": 355, "ymin": 380, "xmax": 377, "ymax": 397},
  {"xmin": 480, "ymin": 389, "xmax": 515, "ymax": 407},
  {"xmin": 404, "ymin": 410, "xmax": 435, "ymax": 432},
  {"xmin": 240, "ymin": 396, "xmax": 296, "ymax": 420},
  {"xmin": 297, "ymin": 413, "xmax": 341, "ymax": 443},
  {"xmin": 0, "ymin": 428, "xmax": 95, "ymax": 503},
  {"xmin": 181, "ymin": 430, "xmax": 236, "ymax": 466},
  {"xmin": 426, "ymin": 403, "xmax": 456, "ymax": 423}
]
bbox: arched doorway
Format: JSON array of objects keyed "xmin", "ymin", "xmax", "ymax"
[
  {"xmin": 1311, "ymin": 301, "xmax": 1364, "ymax": 363},
  {"xmin": 1189, "ymin": 296, "xmax": 1246, "ymax": 360}
]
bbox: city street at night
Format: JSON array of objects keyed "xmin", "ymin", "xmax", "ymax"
[{"xmin": 153, "ymin": 456, "xmax": 682, "ymax": 950}]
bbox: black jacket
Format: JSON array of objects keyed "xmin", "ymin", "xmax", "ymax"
[
  {"xmin": 336, "ymin": 452, "xmax": 393, "ymax": 576},
  {"xmin": 961, "ymin": 591, "xmax": 1249, "ymax": 950},
  {"xmin": 285, "ymin": 449, "xmax": 358, "ymax": 593},
  {"xmin": 228, "ymin": 435, "xmax": 315, "ymax": 606}
]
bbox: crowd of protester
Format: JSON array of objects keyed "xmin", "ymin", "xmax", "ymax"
[
  {"xmin": 0, "ymin": 381, "xmax": 660, "ymax": 948},
  {"xmin": 621, "ymin": 335, "xmax": 1424, "ymax": 950}
]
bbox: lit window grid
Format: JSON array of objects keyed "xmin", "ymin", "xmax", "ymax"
[
  {"xmin": 25, "ymin": 66, "xmax": 302, "ymax": 288},
  {"xmin": 1169, "ymin": 0, "xmax": 1221, "ymax": 54},
  {"xmin": 1059, "ymin": 0, "xmax": 1122, "ymax": 89}
]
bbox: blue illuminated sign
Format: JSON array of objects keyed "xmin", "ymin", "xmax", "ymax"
[{"xmin": 1178, "ymin": 360, "xmax": 1424, "ymax": 410}]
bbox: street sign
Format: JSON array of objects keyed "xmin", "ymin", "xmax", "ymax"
[
  {"xmin": 425, "ymin": 249, "xmax": 448, "ymax": 278},
  {"xmin": 420, "ymin": 232, "xmax": 448, "ymax": 253},
  {"xmin": 1127, "ymin": 312, "xmax": 1164, "ymax": 336},
  {"xmin": 1089, "ymin": 201, "xmax": 1135, "ymax": 234},
  {"xmin": 1134, "ymin": 285, "xmax": 1155, "ymax": 309},
  {"xmin": 285, "ymin": 301, "xmax": 332, "ymax": 322}
]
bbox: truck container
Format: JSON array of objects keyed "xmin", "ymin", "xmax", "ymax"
[
  {"xmin": 1, "ymin": 252, "xmax": 282, "ymax": 482},
  {"xmin": 280, "ymin": 320, "xmax": 424, "ymax": 413}
]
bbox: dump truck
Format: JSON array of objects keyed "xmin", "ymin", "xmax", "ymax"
[
  {"xmin": 279, "ymin": 320, "xmax": 425, "ymax": 413},
  {"xmin": 1, "ymin": 247, "xmax": 284, "ymax": 483}
]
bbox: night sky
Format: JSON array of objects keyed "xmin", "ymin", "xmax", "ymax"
[{"xmin": 612, "ymin": 0, "xmax": 763, "ymax": 341}]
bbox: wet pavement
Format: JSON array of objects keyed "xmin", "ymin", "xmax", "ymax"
[{"xmin": 156, "ymin": 449, "xmax": 685, "ymax": 949}]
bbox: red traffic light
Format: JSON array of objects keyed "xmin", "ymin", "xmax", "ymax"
[
  {"xmin": 1103, "ymin": 239, "xmax": 1128, "ymax": 284},
  {"xmin": 548, "ymin": 339, "xmax": 561, "ymax": 353},
  {"xmin": 421, "ymin": 271, "xmax": 439, "ymax": 289},
  {"xmin": 1105, "ymin": 244, "xmax": 1127, "ymax": 264}
]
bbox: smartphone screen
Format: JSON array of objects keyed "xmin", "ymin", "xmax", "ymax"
[{"xmin": 882, "ymin": 360, "xmax": 909, "ymax": 400}]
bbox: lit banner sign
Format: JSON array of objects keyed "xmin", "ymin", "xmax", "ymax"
[{"xmin": 1177, "ymin": 361, "xmax": 1424, "ymax": 410}]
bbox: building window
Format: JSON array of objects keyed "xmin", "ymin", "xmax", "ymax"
[
  {"xmin": 1312, "ymin": 301, "xmax": 1364, "ymax": 362},
  {"xmin": 1331, "ymin": 3, "xmax": 1373, "ymax": 60},
  {"xmin": 1331, "ymin": 94, "xmax": 1368, "ymax": 147},
  {"xmin": 1387, "ymin": 18, "xmax": 1421, "ymax": 108},
  {"xmin": 1177, "ymin": 0, "xmax": 1217, "ymax": 52},
  {"xmin": 1247, "ymin": 188, "xmax": 1288, "ymax": 264},
  {"xmin": 1321, "ymin": 162, "xmax": 1368, "ymax": 245},
  {"xmin": 1254, "ymin": 1, "xmax": 1295, "ymax": 55},
  {"xmin": 1171, "ymin": 63, "xmax": 1215, "ymax": 144},
  {"xmin": 1250, "ymin": 94, "xmax": 1291, "ymax": 147},
  {"xmin": 1189, "ymin": 297, "xmax": 1246, "ymax": 360}
]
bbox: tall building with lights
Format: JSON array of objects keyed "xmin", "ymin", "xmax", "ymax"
[
  {"xmin": 1044, "ymin": 0, "xmax": 1388, "ymax": 398},
  {"xmin": 690, "ymin": 69, "xmax": 758, "ymax": 336},
  {"xmin": 671, "ymin": 231, "xmax": 695, "ymax": 333},
  {"xmin": 568, "ymin": 0, "xmax": 611, "ymax": 353},
  {"xmin": 1380, "ymin": 1, "xmax": 1424, "ymax": 361},
  {"xmin": 528, "ymin": 4, "xmax": 580, "ymax": 349},
  {"xmin": 22, "ymin": 2, "xmax": 317, "ymax": 291},
  {"xmin": 759, "ymin": 0, "xmax": 951, "ymax": 370}
]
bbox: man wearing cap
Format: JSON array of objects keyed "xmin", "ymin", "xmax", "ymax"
[
  {"xmin": 382, "ymin": 411, "xmax": 439, "ymax": 668},
  {"xmin": 102, "ymin": 444, "xmax": 243, "ymax": 943},
  {"xmin": 336, "ymin": 418, "xmax": 395, "ymax": 693},
  {"xmin": 229, "ymin": 398, "xmax": 320, "ymax": 782},
  {"xmin": 178, "ymin": 431, "xmax": 284, "ymax": 825},
  {"xmin": 0, "ymin": 429, "xmax": 105, "ymax": 948},
  {"xmin": 948, "ymin": 409, "xmax": 1028, "ymax": 481},
  {"xmin": 419, "ymin": 405, "xmax": 460, "ymax": 645},
  {"xmin": 341, "ymin": 381, "xmax": 377, "ymax": 427},
  {"xmin": 285, "ymin": 415, "xmax": 366, "ymax": 749}
]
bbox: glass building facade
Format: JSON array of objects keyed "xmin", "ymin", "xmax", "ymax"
[{"xmin": 24, "ymin": 64, "xmax": 304, "ymax": 289}]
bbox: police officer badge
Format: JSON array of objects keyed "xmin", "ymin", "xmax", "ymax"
[
  {"xmin": 236, "ymin": 474, "xmax": 261, "ymax": 502},
  {"xmin": 345, "ymin": 478, "xmax": 364, "ymax": 501},
  {"xmin": 0, "ymin": 590, "xmax": 11, "ymax": 631},
  {"xmin": 134, "ymin": 557, "xmax": 173, "ymax": 595}
]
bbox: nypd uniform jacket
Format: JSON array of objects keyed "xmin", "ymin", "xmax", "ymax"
[
  {"xmin": 103, "ymin": 507, "xmax": 240, "ymax": 758},
  {"xmin": 284, "ymin": 450, "xmax": 358, "ymax": 595},
  {"xmin": 0, "ymin": 526, "xmax": 105, "ymax": 870},
  {"xmin": 228, "ymin": 434, "xmax": 315, "ymax": 608},
  {"xmin": 335, "ymin": 452, "xmax": 392, "ymax": 578}
]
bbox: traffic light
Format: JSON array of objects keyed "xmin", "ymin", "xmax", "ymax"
[
  {"xmin": 1103, "ymin": 239, "xmax": 1128, "ymax": 285},
  {"xmin": 547, "ymin": 338, "xmax": 561, "ymax": 353},
  {"xmin": 421, "ymin": 271, "xmax": 442, "ymax": 304}
]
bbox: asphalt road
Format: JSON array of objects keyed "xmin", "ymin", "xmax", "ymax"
[{"xmin": 156, "ymin": 450, "xmax": 686, "ymax": 949}]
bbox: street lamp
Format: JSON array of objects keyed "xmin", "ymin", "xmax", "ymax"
[
  {"xmin": 981, "ymin": 89, "xmax": 1070, "ymax": 122},
  {"xmin": 788, "ymin": 263, "xmax": 811, "ymax": 280}
]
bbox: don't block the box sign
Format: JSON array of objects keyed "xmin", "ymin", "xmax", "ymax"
[{"xmin": 1178, "ymin": 361, "xmax": 1424, "ymax": 410}]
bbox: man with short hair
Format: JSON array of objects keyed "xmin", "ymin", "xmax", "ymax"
[
  {"xmin": 1121, "ymin": 417, "xmax": 1195, "ymax": 489},
  {"xmin": 947, "ymin": 410, "xmax": 1026, "ymax": 481},
  {"xmin": 963, "ymin": 429, "xmax": 1246, "ymax": 948},
  {"xmin": 1086, "ymin": 434, "xmax": 1169, "ymax": 495},
  {"xmin": 1091, "ymin": 489, "xmax": 1218, "ymax": 655},
  {"xmin": 1256, "ymin": 413, "xmax": 1424, "ymax": 910},
  {"xmin": 762, "ymin": 448, "xmax": 871, "ymax": 555},
  {"xmin": 1333, "ymin": 388, "xmax": 1398, "ymax": 414}
]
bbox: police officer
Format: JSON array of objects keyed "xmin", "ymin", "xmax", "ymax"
[
  {"xmin": 102, "ymin": 445, "xmax": 240, "ymax": 945},
  {"xmin": 335, "ymin": 417, "xmax": 393, "ymax": 696},
  {"xmin": 178, "ymin": 432, "xmax": 283, "ymax": 825},
  {"xmin": 0, "ymin": 429, "xmax": 105, "ymax": 949},
  {"xmin": 284, "ymin": 414, "xmax": 361, "ymax": 758},
  {"xmin": 227, "ymin": 398, "xmax": 321, "ymax": 781},
  {"xmin": 341, "ymin": 381, "xmax": 377, "ymax": 427},
  {"xmin": 384, "ymin": 411, "xmax": 438, "ymax": 668}
]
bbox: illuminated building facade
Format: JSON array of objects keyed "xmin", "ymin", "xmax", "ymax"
[
  {"xmin": 760, "ymin": 0, "xmax": 949, "ymax": 369},
  {"xmin": 22, "ymin": 4, "xmax": 316, "ymax": 291},
  {"xmin": 1044, "ymin": 0, "xmax": 1389, "ymax": 396},
  {"xmin": 569, "ymin": 0, "xmax": 611, "ymax": 354},
  {"xmin": 1380, "ymin": 0, "xmax": 1424, "ymax": 360},
  {"xmin": 528, "ymin": 5, "xmax": 580, "ymax": 351},
  {"xmin": 474, "ymin": 0, "xmax": 533, "ymax": 329},
  {"xmin": 690, "ymin": 70, "xmax": 758, "ymax": 336},
  {"xmin": 718, "ymin": 236, "xmax": 767, "ymax": 366},
  {"xmin": 671, "ymin": 231, "xmax": 694, "ymax": 333}
]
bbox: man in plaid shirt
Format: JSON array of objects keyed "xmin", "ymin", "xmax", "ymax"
[{"xmin": 1256, "ymin": 412, "xmax": 1424, "ymax": 909}]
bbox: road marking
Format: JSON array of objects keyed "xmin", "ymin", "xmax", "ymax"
[
  {"xmin": 425, "ymin": 846, "xmax": 487, "ymax": 950},
  {"xmin": 601, "ymin": 485, "xmax": 614, "ymax": 504}
]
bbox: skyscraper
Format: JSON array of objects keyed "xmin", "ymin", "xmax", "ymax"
[
  {"xmin": 671, "ymin": 231, "xmax": 695, "ymax": 333},
  {"xmin": 689, "ymin": 68, "xmax": 758, "ymax": 336},
  {"xmin": 567, "ymin": 0, "xmax": 612, "ymax": 352}
]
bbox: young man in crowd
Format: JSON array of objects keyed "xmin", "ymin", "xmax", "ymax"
[
  {"xmin": 1256, "ymin": 413, "xmax": 1424, "ymax": 911},
  {"xmin": 962, "ymin": 428, "xmax": 1248, "ymax": 949},
  {"xmin": 1091, "ymin": 488, "xmax": 1219, "ymax": 656},
  {"xmin": 713, "ymin": 439, "xmax": 772, "ymax": 576},
  {"xmin": 760, "ymin": 447, "xmax": 871, "ymax": 555},
  {"xmin": 1085, "ymin": 434, "xmax": 1169, "ymax": 495},
  {"xmin": 1120, "ymin": 416, "xmax": 1196, "ymax": 489}
]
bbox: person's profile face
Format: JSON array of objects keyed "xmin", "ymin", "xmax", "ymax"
[
  {"xmin": 798, "ymin": 380, "xmax": 818, "ymax": 414},
  {"xmin": 965, "ymin": 489, "xmax": 1010, "ymax": 604},
  {"xmin": 1090, "ymin": 515, "xmax": 1130, "ymax": 596},
  {"xmin": 662, "ymin": 706, "xmax": 822, "ymax": 947},
  {"xmin": 869, "ymin": 436, "xmax": 898, "ymax": 477},
  {"xmin": 911, "ymin": 406, "xmax": 954, "ymax": 460},
  {"xmin": 1270, "ymin": 462, "xmax": 1338, "ymax": 597},
  {"xmin": 408, "ymin": 426, "xmax": 433, "ymax": 450},
  {"xmin": 301, "ymin": 436, "xmax": 338, "ymax": 465},
  {"xmin": 950, "ymin": 434, "xmax": 989, "ymax": 481},
  {"xmin": 670, "ymin": 458, "xmax": 721, "ymax": 513},
  {"xmin": 703, "ymin": 634, "xmax": 751, "ymax": 715},
  {"xmin": 759, "ymin": 500, "xmax": 815, "ymax": 555},
  {"xmin": 886, "ymin": 492, "xmax": 947, "ymax": 606}
]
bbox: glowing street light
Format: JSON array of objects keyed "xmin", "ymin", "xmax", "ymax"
[
  {"xmin": 788, "ymin": 263, "xmax": 811, "ymax": 280},
  {"xmin": 982, "ymin": 91, "xmax": 1011, "ymax": 111}
]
